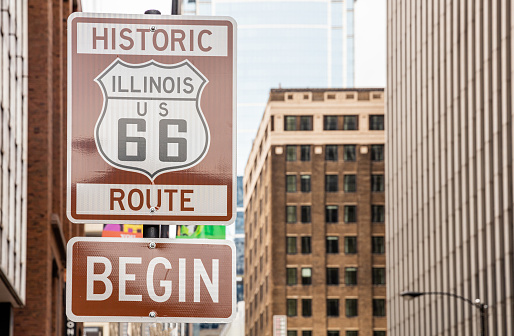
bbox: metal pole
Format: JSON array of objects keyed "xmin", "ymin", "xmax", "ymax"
[{"xmin": 477, "ymin": 300, "xmax": 487, "ymax": 336}]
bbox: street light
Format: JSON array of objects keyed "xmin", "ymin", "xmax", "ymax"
[{"xmin": 400, "ymin": 291, "xmax": 488, "ymax": 336}]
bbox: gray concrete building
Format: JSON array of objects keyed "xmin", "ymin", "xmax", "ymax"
[{"xmin": 386, "ymin": 1, "xmax": 514, "ymax": 335}]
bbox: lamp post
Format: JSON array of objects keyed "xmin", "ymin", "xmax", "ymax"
[{"xmin": 400, "ymin": 291, "xmax": 488, "ymax": 336}]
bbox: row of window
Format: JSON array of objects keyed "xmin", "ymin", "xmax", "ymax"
[
  {"xmin": 286, "ymin": 205, "xmax": 385, "ymax": 223},
  {"xmin": 287, "ymin": 331, "xmax": 386, "ymax": 336},
  {"xmin": 283, "ymin": 115, "xmax": 385, "ymax": 131},
  {"xmin": 285, "ymin": 144, "xmax": 385, "ymax": 162},
  {"xmin": 285, "ymin": 174, "xmax": 385, "ymax": 193},
  {"xmin": 286, "ymin": 236, "xmax": 385, "ymax": 255},
  {"xmin": 286, "ymin": 298, "xmax": 386, "ymax": 318},
  {"xmin": 286, "ymin": 266, "xmax": 386, "ymax": 286}
]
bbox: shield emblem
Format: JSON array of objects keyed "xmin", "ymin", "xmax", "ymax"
[{"xmin": 94, "ymin": 59, "xmax": 210, "ymax": 180}]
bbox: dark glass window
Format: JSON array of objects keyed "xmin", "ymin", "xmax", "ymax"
[
  {"xmin": 371, "ymin": 144, "xmax": 384, "ymax": 161},
  {"xmin": 287, "ymin": 268, "xmax": 297, "ymax": 286},
  {"xmin": 346, "ymin": 332, "xmax": 359, "ymax": 336},
  {"xmin": 326, "ymin": 175, "xmax": 338, "ymax": 192},
  {"xmin": 372, "ymin": 237, "xmax": 385, "ymax": 254},
  {"xmin": 324, "ymin": 115, "xmax": 338, "ymax": 130},
  {"xmin": 301, "ymin": 206, "xmax": 311, "ymax": 223},
  {"xmin": 286, "ymin": 145, "xmax": 297, "ymax": 161},
  {"xmin": 372, "ymin": 268, "xmax": 386, "ymax": 285},
  {"xmin": 343, "ymin": 115, "xmax": 358, "ymax": 130},
  {"xmin": 373, "ymin": 299, "xmax": 386, "ymax": 316},
  {"xmin": 326, "ymin": 236, "xmax": 339, "ymax": 253},
  {"xmin": 346, "ymin": 299, "xmax": 358, "ymax": 317},
  {"xmin": 344, "ymin": 205, "xmax": 357, "ymax": 223},
  {"xmin": 327, "ymin": 268, "xmax": 339, "ymax": 285},
  {"xmin": 345, "ymin": 267, "xmax": 358, "ymax": 285},
  {"xmin": 301, "ymin": 268, "xmax": 312, "ymax": 285},
  {"xmin": 287, "ymin": 299, "xmax": 297, "ymax": 316},
  {"xmin": 344, "ymin": 237, "xmax": 357, "ymax": 254},
  {"xmin": 288, "ymin": 331, "xmax": 297, "ymax": 336},
  {"xmin": 372, "ymin": 205, "xmax": 385, "ymax": 222},
  {"xmin": 371, "ymin": 175, "xmax": 385, "ymax": 192},
  {"xmin": 325, "ymin": 145, "xmax": 338, "ymax": 161},
  {"xmin": 303, "ymin": 331, "xmax": 313, "ymax": 336},
  {"xmin": 286, "ymin": 175, "xmax": 297, "ymax": 192},
  {"xmin": 302, "ymin": 299, "xmax": 312, "ymax": 317},
  {"xmin": 373, "ymin": 332, "xmax": 386, "ymax": 336},
  {"xmin": 325, "ymin": 205, "xmax": 339, "ymax": 223},
  {"xmin": 300, "ymin": 145, "xmax": 311, "ymax": 161},
  {"xmin": 300, "ymin": 116, "xmax": 313, "ymax": 130},
  {"xmin": 287, "ymin": 237, "xmax": 297, "ymax": 254},
  {"xmin": 286, "ymin": 206, "xmax": 297, "ymax": 223},
  {"xmin": 301, "ymin": 175, "xmax": 311, "ymax": 192},
  {"xmin": 343, "ymin": 145, "xmax": 356, "ymax": 161},
  {"xmin": 369, "ymin": 115, "xmax": 385, "ymax": 130},
  {"xmin": 328, "ymin": 332, "xmax": 340, "ymax": 336},
  {"xmin": 285, "ymin": 116, "xmax": 297, "ymax": 131},
  {"xmin": 327, "ymin": 299, "xmax": 339, "ymax": 317},
  {"xmin": 344, "ymin": 175, "xmax": 357, "ymax": 192},
  {"xmin": 301, "ymin": 236, "xmax": 312, "ymax": 254}
]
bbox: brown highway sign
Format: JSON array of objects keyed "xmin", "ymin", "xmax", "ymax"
[
  {"xmin": 66, "ymin": 237, "xmax": 236, "ymax": 322},
  {"xmin": 66, "ymin": 13, "xmax": 236, "ymax": 225}
]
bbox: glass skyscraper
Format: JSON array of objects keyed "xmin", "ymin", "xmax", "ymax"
[{"xmin": 182, "ymin": 0, "xmax": 356, "ymax": 173}]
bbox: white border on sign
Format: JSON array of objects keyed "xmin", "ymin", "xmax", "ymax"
[
  {"xmin": 66, "ymin": 237, "xmax": 237, "ymax": 323},
  {"xmin": 66, "ymin": 13, "xmax": 237, "ymax": 226}
]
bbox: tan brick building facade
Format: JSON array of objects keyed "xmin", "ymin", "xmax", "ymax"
[{"xmin": 244, "ymin": 89, "xmax": 386, "ymax": 336}]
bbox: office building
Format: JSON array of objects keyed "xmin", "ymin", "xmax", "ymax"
[
  {"xmin": 387, "ymin": 1, "xmax": 514, "ymax": 335},
  {"xmin": 182, "ymin": 0, "xmax": 357, "ymax": 173},
  {"xmin": 244, "ymin": 88, "xmax": 386, "ymax": 336}
]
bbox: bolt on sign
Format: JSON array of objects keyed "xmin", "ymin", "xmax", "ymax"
[
  {"xmin": 67, "ymin": 13, "xmax": 236, "ymax": 225},
  {"xmin": 66, "ymin": 238, "xmax": 236, "ymax": 322}
]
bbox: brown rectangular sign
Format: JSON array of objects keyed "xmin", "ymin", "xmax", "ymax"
[{"xmin": 66, "ymin": 238, "xmax": 235, "ymax": 322}]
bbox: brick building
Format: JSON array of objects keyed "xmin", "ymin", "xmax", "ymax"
[
  {"xmin": 0, "ymin": 0, "xmax": 83, "ymax": 335},
  {"xmin": 243, "ymin": 89, "xmax": 386, "ymax": 336}
]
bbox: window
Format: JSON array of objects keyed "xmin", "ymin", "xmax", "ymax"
[
  {"xmin": 300, "ymin": 145, "xmax": 311, "ymax": 161},
  {"xmin": 345, "ymin": 299, "xmax": 358, "ymax": 317},
  {"xmin": 301, "ymin": 237, "xmax": 312, "ymax": 254},
  {"xmin": 345, "ymin": 267, "xmax": 358, "ymax": 285},
  {"xmin": 343, "ymin": 175, "xmax": 357, "ymax": 192},
  {"xmin": 301, "ymin": 206, "xmax": 311, "ymax": 223},
  {"xmin": 344, "ymin": 237, "xmax": 357, "ymax": 254},
  {"xmin": 286, "ymin": 145, "xmax": 297, "ymax": 161},
  {"xmin": 373, "ymin": 299, "xmax": 386, "ymax": 316},
  {"xmin": 326, "ymin": 268, "xmax": 339, "ymax": 285},
  {"xmin": 343, "ymin": 145, "xmax": 356, "ymax": 161},
  {"xmin": 325, "ymin": 205, "xmax": 339, "ymax": 223},
  {"xmin": 371, "ymin": 175, "xmax": 385, "ymax": 192},
  {"xmin": 372, "ymin": 205, "xmax": 385, "ymax": 222},
  {"xmin": 326, "ymin": 236, "xmax": 339, "ymax": 253},
  {"xmin": 287, "ymin": 299, "xmax": 297, "ymax": 316},
  {"xmin": 346, "ymin": 332, "xmax": 359, "ymax": 336},
  {"xmin": 343, "ymin": 115, "xmax": 358, "ymax": 130},
  {"xmin": 286, "ymin": 206, "xmax": 297, "ymax": 223},
  {"xmin": 288, "ymin": 332, "xmax": 298, "ymax": 336},
  {"xmin": 372, "ymin": 237, "xmax": 385, "ymax": 254},
  {"xmin": 301, "ymin": 268, "xmax": 312, "ymax": 285},
  {"xmin": 325, "ymin": 175, "xmax": 338, "ymax": 192},
  {"xmin": 324, "ymin": 115, "xmax": 338, "ymax": 130},
  {"xmin": 328, "ymin": 332, "xmax": 340, "ymax": 336},
  {"xmin": 371, "ymin": 145, "xmax": 384, "ymax": 161},
  {"xmin": 303, "ymin": 331, "xmax": 313, "ymax": 336},
  {"xmin": 344, "ymin": 205, "xmax": 357, "ymax": 223},
  {"xmin": 301, "ymin": 175, "xmax": 311, "ymax": 192},
  {"xmin": 372, "ymin": 268, "xmax": 386, "ymax": 285},
  {"xmin": 373, "ymin": 332, "xmax": 386, "ymax": 336},
  {"xmin": 327, "ymin": 299, "xmax": 339, "ymax": 317},
  {"xmin": 287, "ymin": 237, "xmax": 297, "ymax": 254},
  {"xmin": 325, "ymin": 145, "xmax": 338, "ymax": 161},
  {"xmin": 287, "ymin": 268, "xmax": 297, "ymax": 285},
  {"xmin": 369, "ymin": 115, "xmax": 385, "ymax": 130},
  {"xmin": 300, "ymin": 116, "xmax": 313, "ymax": 130},
  {"xmin": 285, "ymin": 116, "xmax": 297, "ymax": 131},
  {"xmin": 286, "ymin": 175, "xmax": 297, "ymax": 192},
  {"xmin": 302, "ymin": 299, "xmax": 312, "ymax": 317}
]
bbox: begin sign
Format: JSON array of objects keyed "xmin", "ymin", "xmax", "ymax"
[{"xmin": 66, "ymin": 238, "xmax": 235, "ymax": 322}]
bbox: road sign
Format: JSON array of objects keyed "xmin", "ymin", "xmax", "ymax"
[
  {"xmin": 66, "ymin": 13, "xmax": 236, "ymax": 225},
  {"xmin": 66, "ymin": 237, "xmax": 235, "ymax": 322}
]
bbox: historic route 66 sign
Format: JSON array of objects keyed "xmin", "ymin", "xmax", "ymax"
[
  {"xmin": 95, "ymin": 59, "xmax": 210, "ymax": 179},
  {"xmin": 67, "ymin": 13, "xmax": 236, "ymax": 225}
]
